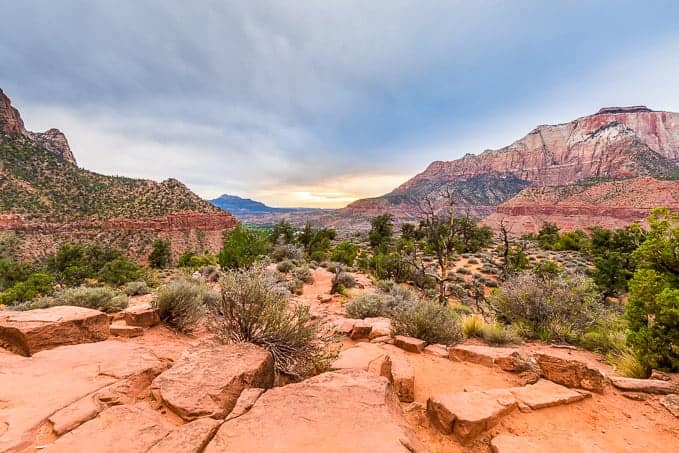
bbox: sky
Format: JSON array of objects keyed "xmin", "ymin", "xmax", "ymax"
[{"xmin": 2, "ymin": 1, "xmax": 679, "ymax": 208}]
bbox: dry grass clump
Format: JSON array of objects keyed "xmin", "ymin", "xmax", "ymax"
[{"xmin": 154, "ymin": 279, "xmax": 217, "ymax": 333}]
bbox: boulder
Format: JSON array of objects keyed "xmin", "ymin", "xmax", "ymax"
[
  {"xmin": 110, "ymin": 324, "xmax": 144, "ymax": 338},
  {"xmin": 48, "ymin": 405, "xmax": 174, "ymax": 453},
  {"xmin": 225, "ymin": 388, "xmax": 266, "ymax": 421},
  {"xmin": 350, "ymin": 319, "xmax": 372, "ymax": 340},
  {"xmin": 660, "ymin": 394, "xmax": 679, "ymax": 418},
  {"xmin": 394, "ymin": 335, "xmax": 426, "ymax": 353},
  {"xmin": 508, "ymin": 379, "xmax": 591, "ymax": 410},
  {"xmin": 318, "ymin": 294, "xmax": 333, "ymax": 304},
  {"xmin": 205, "ymin": 369, "xmax": 422, "ymax": 453},
  {"xmin": 534, "ymin": 353, "xmax": 606, "ymax": 393},
  {"xmin": 0, "ymin": 306, "xmax": 109, "ymax": 356},
  {"xmin": 148, "ymin": 418, "xmax": 222, "ymax": 453},
  {"xmin": 427, "ymin": 389, "xmax": 517, "ymax": 440},
  {"xmin": 391, "ymin": 354, "xmax": 415, "ymax": 403},
  {"xmin": 448, "ymin": 344, "xmax": 529, "ymax": 371},
  {"xmin": 123, "ymin": 305, "xmax": 160, "ymax": 327},
  {"xmin": 151, "ymin": 342, "xmax": 274, "ymax": 420},
  {"xmin": 365, "ymin": 317, "xmax": 392, "ymax": 339},
  {"xmin": 610, "ymin": 377, "xmax": 679, "ymax": 395},
  {"xmin": 370, "ymin": 335, "xmax": 392, "ymax": 344}
]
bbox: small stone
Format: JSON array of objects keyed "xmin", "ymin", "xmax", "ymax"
[
  {"xmin": 123, "ymin": 305, "xmax": 160, "ymax": 328},
  {"xmin": 650, "ymin": 370, "xmax": 671, "ymax": 381},
  {"xmin": 318, "ymin": 294, "xmax": 333, "ymax": 304},
  {"xmin": 622, "ymin": 393, "xmax": 647, "ymax": 401},
  {"xmin": 350, "ymin": 320, "xmax": 372, "ymax": 340},
  {"xmin": 393, "ymin": 335, "xmax": 426, "ymax": 353}
]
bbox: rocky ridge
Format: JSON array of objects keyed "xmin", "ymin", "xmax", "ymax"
[
  {"xmin": 0, "ymin": 88, "xmax": 237, "ymax": 261},
  {"xmin": 318, "ymin": 106, "xmax": 679, "ymax": 232}
]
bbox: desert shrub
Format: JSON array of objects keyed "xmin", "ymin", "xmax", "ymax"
[
  {"xmin": 276, "ymin": 260, "xmax": 296, "ymax": 273},
  {"xmin": 330, "ymin": 271, "xmax": 356, "ymax": 294},
  {"xmin": 271, "ymin": 244, "xmax": 303, "ymax": 262},
  {"xmin": 149, "ymin": 239, "xmax": 171, "ymax": 269},
  {"xmin": 0, "ymin": 272, "xmax": 54, "ymax": 305},
  {"xmin": 57, "ymin": 286, "xmax": 127, "ymax": 313},
  {"xmin": 154, "ymin": 279, "xmax": 217, "ymax": 333},
  {"xmin": 467, "ymin": 258, "xmax": 479, "ymax": 265},
  {"xmin": 11, "ymin": 296, "xmax": 55, "ymax": 311},
  {"xmin": 485, "ymin": 280, "xmax": 498, "ymax": 288},
  {"xmin": 345, "ymin": 294, "xmax": 392, "ymax": 319},
  {"xmin": 288, "ymin": 278, "xmax": 304, "ymax": 295},
  {"xmin": 579, "ymin": 323, "xmax": 626, "ymax": 354},
  {"xmin": 330, "ymin": 241, "xmax": 359, "ymax": 266},
  {"xmin": 392, "ymin": 299, "xmax": 463, "ymax": 344},
  {"xmin": 293, "ymin": 266, "xmax": 314, "ymax": 284},
  {"xmin": 269, "ymin": 220, "xmax": 296, "ymax": 245},
  {"xmin": 98, "ymin": 258, "xmax": 144, "ymax": 285},
  {"xmin": 123, "ymin": 280, "xmax": 151, "ymax": 296},
  {"xmin": 325, "ymin": 261, "xmax": 344, "ymax": 273},
  {"xmin": 490, "ymin": 271, "xmax": 604, "ymax": 343},
  {"xmin": 209, "ymin": 265, "xmax": 338, "ymax": 379},
  {"xmin": 456, "ymin": 267, "xmax": 471, "ymax": 275}
]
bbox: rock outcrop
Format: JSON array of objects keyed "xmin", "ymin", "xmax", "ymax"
[
  {"xmin": 319, "ymin": 106, "xmax": 679, "ymax": 231},
  {"xmin": 0, "ymin": 306, "xmax": 110, "ymax": 356},
  {"xmin": 205, "ymin": 369, "xmax": 422, "ymax": 452},
  {"xmin": 0, "ymin": 88, "xmax": 238, "ymax": 262},
  {"xmin": 0, "ymin": 88, "xmax": 76, "ymax": 164},
  {"xmin": 151, "ymin": 342, "xmax": 274, "ymax": 421}
]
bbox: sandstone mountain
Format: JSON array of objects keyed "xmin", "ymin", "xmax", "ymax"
[
  {"xmin": 332, "ymin": 106, "xmax": 679, "ymax": 231},
  {"xmin": 0, "ymin": 89, "xmax": 236, "ymax": 261}
]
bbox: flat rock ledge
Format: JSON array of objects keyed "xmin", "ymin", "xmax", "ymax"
[
  {"xmin": 205, "ymin": 369, "xmax": 423, "ymax": 453},
  {"xmin": 534, "ymin": 353, "xmax": 606, "ymax": 393},
  {"xmin": 427, "ymin": 379, "xmax": 590, "ymax": 441},
  {"xmin": 0, "ymin": 306, "xmax": 109, "ymax": 356},
  {"xmin": 610, "ymin": 376, "xmax": 679, "ymax": 395},
  {"xmin": 151, "ymin": 342, "xmax": 274, "ymax": 421},
  {"xmin": 448, "ymin": 345, "xmax": 531, "ymax": 372}
]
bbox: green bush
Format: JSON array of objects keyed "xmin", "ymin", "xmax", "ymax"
[
  {"xmin": 0, "ymin": 258, "xmax": 33, "ymax": 291},
  {"xmin": 48, "ymin": 243, "xmax": 123, "ymax": 285},
  {"xmin": 57, "ymin": 286, "xmax": 127, "ymax": 313},
  {"xmin": 0, "ymin": 272, "xmax": 54, "ymax": 305},
  {"xmin": 480, "ymin": 323, "xmax": 520, "ymax": 345},
  {"xmin": 490, "ymin": 271, "xmax": 605, "ymax": 343},
  {"xmin": 154, "ymin": 280, "xmax": 217, "ymax": 333},
  {"xmin": 624, "ymin": 208, "xmax": 679, "ymax": 371},
  {"xmin": 123, "ymin": 281, "xmax": 152, "ymax": 296},
  {"xmin": 345, "ymin": 294, "xmax": 392, "ymax": 319},
  {"xmin": 209, "ymin": 264, "xmax": 338, "ymax": 379},
  {"xmin": 462, "ymin": 316, "xmax": 485, "ymax": 338},
  {"xmin": 330, "ymin": 241, "xmax": 359, "ymax": 266},
  {"xmin": 97, "ymin": 257, "xmax": 144, "ymax": 285},
  {"xmin": 219, "ymin": 224, "xmax": 270, "ymax": 270},
  {"xmin": 149, "ymin": 239, "xmax": 171, "ymax": 269},
  {"xmin": 392, "ymin": 299, "xmax": 463, "ymax": 344}
]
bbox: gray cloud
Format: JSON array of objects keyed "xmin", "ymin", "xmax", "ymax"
[{"xmin": 2, "ymin": 1, "xmax": 679, "ymax": 206}]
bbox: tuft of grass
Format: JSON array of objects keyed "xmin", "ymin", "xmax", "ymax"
[
  {"xmin": 609, "ymin": 349, "xmax": 649, "ymax": 378},
  {"xmin": 462, "ymin": 316, "xmax": 485, "ymax": 338}
]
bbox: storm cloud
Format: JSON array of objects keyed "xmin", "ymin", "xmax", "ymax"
[{"xmin": 2, "ymin": 0, "xmax": 678, "ymax": 206}]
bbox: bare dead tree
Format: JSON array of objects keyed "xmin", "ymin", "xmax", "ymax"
[{"xmin": 419, "ymin": 187, "xmax": 457, "ymax": 304}]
